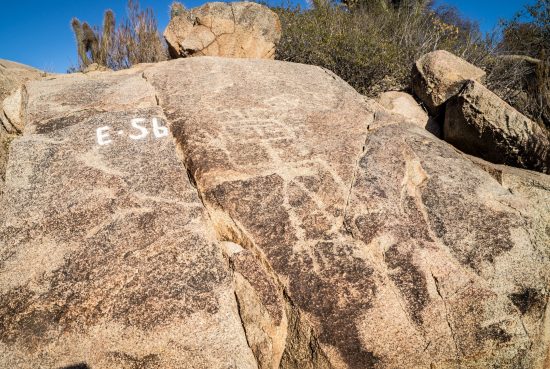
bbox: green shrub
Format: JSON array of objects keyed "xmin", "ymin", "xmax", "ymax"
[
  {"xmin": 273, "ymin": 0, "xmax": 549, "ymax": 128},
  {"xmin": 273, "ymin": 0, "xmax": 490, "ymax": 96}
]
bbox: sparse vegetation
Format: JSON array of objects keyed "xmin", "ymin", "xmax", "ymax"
[
  {"xmin": 271, "ymin": 0, "xmax": 549, "ymax": 128},
  {"xmin": 486, "ymin": 0, "xmax": 549, "ymax": 127},
  {"xmin": 272, "ymin": 0, "xmax": 490, "ymax": 96},
  {"xmin": 70, "ymin": 0, "xmax": 167, "ymax": 71}
]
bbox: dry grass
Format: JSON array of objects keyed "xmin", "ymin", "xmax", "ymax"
[
  {"xmin": 71, "ymin": 0, "xmax": 167, "ymax": 71},
  {"xmin": 485, "ymin": 0, "xmax": 549, "ymax": 127},
  {"xmin": 485, "ymin": 55, "xmax": 549, "ymax": 127},
  {"xmin": 273, "ymin": 0, "xmax": 549, "ymax": 128}
]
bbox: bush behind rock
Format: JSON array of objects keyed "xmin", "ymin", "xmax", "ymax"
[
  {"xmin": 272, "ymin": 0, "xmax": 550, "ymax": 130},
  {"xmin": 273, "ymin": 0, "xmax": 491, "ymax": 96}
]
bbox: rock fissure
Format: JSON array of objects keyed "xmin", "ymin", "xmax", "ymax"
[
  {"xmin": 431, "ymin": 272, "xmax": 462, "ymax": 368},
  {"xmin": 342, "ymin": 138, "xmax": 368, "ymax": 237},
  {"xmin": 201, "ymin": 187, "xmax": 333, "ymax": 369},
  {"xmin": 155, "ymin": 117, "xmax": 336, "ymax": 369},
  {"xmin": 141, "ymin": 74, "xmax": 318, "ymax": 369},
  {"xmin": 233, "ymin": 289, "xmax": 258, "ymax": 363},
  {"xmin": 0, "ymin": 110, "xmax": 19, "ymax": 134},
  {"xmin": 140, "ymin": 72, "xmax": 160, "ymax": 106},
  {"xmin": 230, "ymin": 3, "xmax": 237, "ymax": 34}
]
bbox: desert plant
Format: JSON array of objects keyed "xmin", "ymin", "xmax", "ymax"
[
  {"xmin": 98, "ymin": 10, "xmax": 116, "ymax": 66},
  {"xmin": 273, "ymin": 0, "xmax": 490, "ymax": 96},
  {"xmin": 70, "ymin": 0, "xmax": 167, "ymax": 71},
  {"xmin": 70, "ymin": 18, "xmax": 96, "ymax": 68},
  {"xmin": 484, "ymin": 0, "xmax": 550, "ymax": 127}
]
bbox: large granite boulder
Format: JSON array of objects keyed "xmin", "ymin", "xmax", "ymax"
[
  {"xmin": 164, "ymin": 2, "xmax": 281, "ymax": 59},
  {"xmin": 412, "ymin": 50, "xmax": 486, "ymax": 116},
  {"xmin": 1, "ymin": 57, "xmax": 549, "ymax": 369},
  {"xmin": 0, "ymin": 59, "xmax": 45, "ymax": 196},
  {"xmin": 445, "ymin": 80, "xmax": 550, "ymax": 174}
]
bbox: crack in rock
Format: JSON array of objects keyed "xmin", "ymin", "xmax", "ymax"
[{"xmin": 431, "ymin": 272, "xmax": 462, "ymax": 369}]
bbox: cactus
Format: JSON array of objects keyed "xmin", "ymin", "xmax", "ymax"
[
  {"xmin": 82, "ymin": 22, "xmax": 99, "ymax": 63},
  {"xmin": 71, "ymin": 18, "xmax": 91, "ymax": 68},
  {"xmin": 70, "ymin": 0, "xmax": 166, "ymax": 71},
  {"xmin": 99, "ymin": 10, "xmax": 116, "ymax": 66},
  {"xmin": 71, "ymin": 11, "xmax": 116, "ymax": 70}
]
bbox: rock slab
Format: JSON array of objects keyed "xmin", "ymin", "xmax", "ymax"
[
  {"xmin": 376, "ymin": 91, "xmax": 441, "ymax": 137},
  {"xmin": 0, "ymin": 59, "xmax": 43, "ymax": 102},
  {"xmin": 0, "ymin": 67, "xmax": 256, "ymax": 369}
]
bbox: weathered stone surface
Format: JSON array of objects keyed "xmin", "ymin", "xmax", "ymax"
[
  {"xmin": 144, "ymin": 57, "xmax": 550, "ymax": 368},
  {"xmin": 1, "ymin": 57, "xmax": 549, "ymax": 369},
  {"xmin": 0, "ymin": 67, "xmax": 256, "ymax": 369},
  {"xmin": 445, "ymin": 80, "xmax": 550, "ymax": 174},
  {"xmin": 376, "ymin": 91, "xmax": 441, "ymax": 137},
  {"xmin": 164, "ymin": 2, "xmax": 281, "ymax": 59},
  {"xmin": 0, "ymin": 59, "xmax": 45, "ymax": 197},
  {"xmin": 412, "ymin": 50, "xmax": 486, "ymax": 115},
  {"xmin": 0, "ymin": 59, "xmax": 43, "ymax": 102}
]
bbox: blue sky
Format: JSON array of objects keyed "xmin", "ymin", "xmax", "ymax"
[{"xmin": 0, "ymin": 0, "xmax": 534, "ymax": 73}]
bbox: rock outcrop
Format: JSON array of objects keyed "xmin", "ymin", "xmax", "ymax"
[
  {"xmin": 1, "ymin": 57, "xmax": 549, "ymax": 369},
  {"xmin": 445, "ymin": 80, "xmax": 550, "ymax": 173},
  {"xmin": 412, "ymin": 50, "xmax": 486, "ymax": 115},
  {"xmin": 0, "ymin": 59, "xmax": 43, "ymax": 102},
  {"xmin": 164, "ymin": 2, "xmax": 281, "ymax": 59},
  {"xmin": 0, "ymin": 59, "xmax": 45, "ymax": 196}
]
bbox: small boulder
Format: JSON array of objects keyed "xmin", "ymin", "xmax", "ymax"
[
  {"xmin": 377, "ymin": 91, "xmax": 441, "ymax": 137},
  {"xmin": 445, "ymin": 80, "xmax": 550, "ymax": 173},
  {"xmin": 412, "ymin": 50, "xmax": 486, "ymax": 115},
  {"xmin": 164, "ymin": 2, "xmax": 281, "ymax": 59}
]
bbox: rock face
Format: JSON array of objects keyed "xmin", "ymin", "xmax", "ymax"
[
  {"xmin": 1, "ymin": 57, "xmax": 549, "ymax": 369},
  {"xmin": 412, "ymin": 50, "xmax": 486, "ymax": 115},
  {"xmin": 0, "ymin": 59, "xmax": 43, "ymax": 102},
  {"xmin": 164, "ymin": 2, "xmax": 281, "ymax": 59},
  {"xmin": 0, "ymin": 66, "xmax": 257, "ymax": 369},
  {"xmin": 0, "ymin": 59, "xmax": 44, "ymax": 196},
  {"xmin": 445, "ymin": 80, "xmax": 550, "ymax": 174}
]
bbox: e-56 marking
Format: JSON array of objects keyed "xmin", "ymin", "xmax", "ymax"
[{"xmin": 96, "ymin": 117, "xmax": 168, "ymax": 146}]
